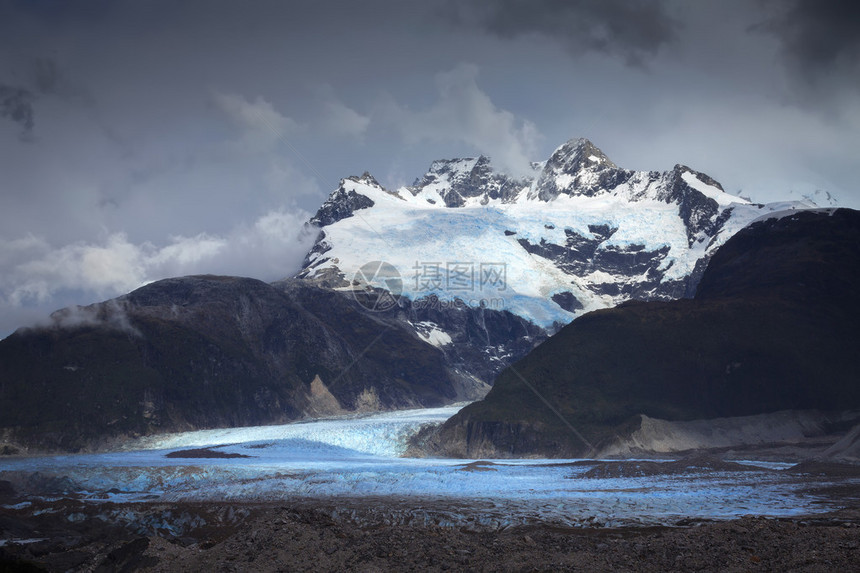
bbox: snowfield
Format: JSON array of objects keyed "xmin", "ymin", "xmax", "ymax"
[
  {"xmin": 0, "ymin": 406, "xmax": 849, "ymax": 528},
  {"xmin": 302, "ymin": 163, "xmax": 812, "ymax": 329}
]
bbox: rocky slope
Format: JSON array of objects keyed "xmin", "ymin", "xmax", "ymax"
[
  {"xmin": 424, "ymin": 209, "xmax": 860, "ymax": 457},
  {"xmin": 3, "ymin": 498, "xmax": 860, "ymax": 572}
]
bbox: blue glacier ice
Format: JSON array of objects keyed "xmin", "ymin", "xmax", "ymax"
[{"xmin": 0, "ymin": 406, "xmax": 848, "ymax": 528}]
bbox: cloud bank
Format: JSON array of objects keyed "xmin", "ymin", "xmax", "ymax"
[
  {"xmin": 378, "ymin": 64, "xmax": 541, "ymax": 177},
  {"xmin": 450, "ymin": 0, "xmax": 678, "ymax": 66},
  {"xmin": 1, "ymin": 0, "xmax": 859, "ymax": 337},
  {"xmin": 0, "ymin": 209, "xmax": 315, "ymax": 337},
  {"xmin": 761, "ymin": 0, "xmax": 860, "ymax": 85}
]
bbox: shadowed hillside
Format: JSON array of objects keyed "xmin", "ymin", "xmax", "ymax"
[
  {"xmin": 0, "ymin": 276, "xmax": 481, "ymax": 453},
  {"xmin": 426, "ymin": 209, "xmax": 860, "ymax": 457}
]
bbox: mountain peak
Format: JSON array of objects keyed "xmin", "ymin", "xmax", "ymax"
[
  {"xmin": 549, "ymin": 138, "xmax": 617, "ymax": 172},
  {"xmin": 424, "ymin": 157, "xmax": 484, "ymax": 178},
  {"xmin": 298, "ymin": 136, "xmax": 809, "ymax": 332},
  {"xmin": 533, "ymin": 138, "xmax": 621, "ymax": 200},
  {"xmin": 409, "ymin": 155, "xmax": 522, "ymax": 206},
  {"xmin": 346, "ymin": 171, "xmax": 383, "ymax": 189},
  {"xmin": 310, "ymin": 177, "xmax": 378, "ymax": 227}
]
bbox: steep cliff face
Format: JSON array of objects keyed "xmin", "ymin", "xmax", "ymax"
[
  {"xmin": 0, "ymin": 276, "xmax": 482, "ymax": 453},
  {"xmin": 427, "ymin": 209, "xmax": 860, "ymax": 458}
]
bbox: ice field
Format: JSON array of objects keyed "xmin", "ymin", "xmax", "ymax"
[{"xmin": 0, "ymin": 406, "xmax": 848, "ymax": 528}]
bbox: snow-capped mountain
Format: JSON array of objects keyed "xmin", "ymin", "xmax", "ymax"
[
  {"xmin": 298, "ymin": 138, "xmax": 807, "ymax": 330},
  {"xmin": 0, "ymin": 140, "xmax": 830, "ymax": 454}
]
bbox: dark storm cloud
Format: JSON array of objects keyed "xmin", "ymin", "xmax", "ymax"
[
  {"xmin": 8, "ymin": 0, "xmax": 113, "ymax": 22},
  {"xmin": 32, "ymin": 57, "xmax": 60, "ymax": 94},
  {"xmin": 0, "ymin": 0, "xmax": 858, "ymax": 339},
  {"xmin": 449, "ymin": 0, "xmax": 678, "ymax": 66},
  {"xmin": 0, "ymin": 84, "xmax": 34, "ymax": 135},
  {"xmin": 760, "ymin": 0, "xmax": 860, "ymax": 86}
]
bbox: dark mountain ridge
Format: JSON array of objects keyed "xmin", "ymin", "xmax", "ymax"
[
  {"xmin": 0, "ymin": 276, "xmax": 487, "ymax": 453},
  {"xmin": 424, "ymin": 209, "xmax": 860, "ymax": 458}
]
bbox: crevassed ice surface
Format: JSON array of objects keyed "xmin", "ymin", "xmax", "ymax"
[
  {"xmin": 306, "ymin": 178, "xmax": 805, "ymax": 328},
  {"xmin": 0, "ymin": 406, "xmax": 845, "ymax": 528}
]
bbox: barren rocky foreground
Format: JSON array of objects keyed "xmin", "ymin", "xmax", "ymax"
[{"xmin": 2, "ymin": 462, "xmax": 859, "ymax": 572}]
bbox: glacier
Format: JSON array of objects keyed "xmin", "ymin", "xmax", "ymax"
[
  {"xmin": 0, "ymin": 406, "xmax": 850, "ymax": 529},
  {"xmin": 298, "ymin": 139, "xmax": 814, "ymax": 330}
]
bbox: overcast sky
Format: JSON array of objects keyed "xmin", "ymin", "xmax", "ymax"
[{"xmin": 1, "ymin": 0, "xmax": 858, "ymax": 337}]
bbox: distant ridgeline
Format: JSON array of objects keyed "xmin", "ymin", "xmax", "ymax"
[{"xmin": 0, "ymin": 139, "xmax": 832, "ymax": 453}]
